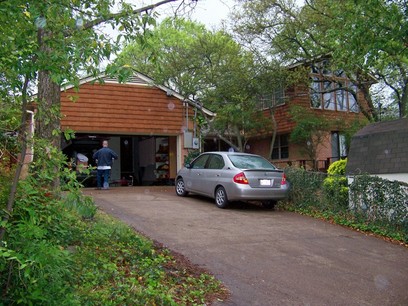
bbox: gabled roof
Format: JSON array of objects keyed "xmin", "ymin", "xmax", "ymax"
[
  {"xmin": 346, "ymin": 118, "xmax": 408, "ymax": 175},
  {"xmin": 62, "ymin": 71, "xmax": 215, "ymax": 117}
]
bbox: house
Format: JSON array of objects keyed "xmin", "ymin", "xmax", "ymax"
[
  {"xmin": 345, "ymin": 118, "xmax": 408, "ymax": 184},
  {"xmin": 60, "ymin": 73, "xmax": 214, "ymax": 186},
  {"xmin": 229, "ymin": 62, "xmax": 371, "ymax": 171},
  {"xmin": 61, "ymin": 61, "xmax": 371, "ymax": 187}
]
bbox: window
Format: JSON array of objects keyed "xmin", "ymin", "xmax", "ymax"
[
  {"xmin": 310, "ymin": 77, "xmax": 321, "ymax": 108},
  {"xmin": 271, "ymin": 134, "xmax": 289, "ymax": 160},
  {"xmin": 336, "ymin": 83, "xmax": 347, "ymax": 111},
  {"xmin": 323, "ymin": 81, "xmax": 335, "ymax": 110},
  {"xmin": 257, "ymin": 85, "xmax": 286, "ymax": 110},
  {"xmin": 192, "ymin": 154, "xmax": 209, "ymax": 169},
  {"xmin": 207, "ymin": 154, "xmax": 224, "ymax": 169},
  {"xmin": 348, "ymin": 84, "xmax": 359, "ymax": 113},
  {"xmin": 331, "ymin": 132, "xmax": 347, "ymax": 160},
  {"xmin": 310, "ymin": 64, "xmax": 359, "ymax": 113},
  {"xmin": 228, "ymin": 155, "xmax": 276, "ymax": 170}
]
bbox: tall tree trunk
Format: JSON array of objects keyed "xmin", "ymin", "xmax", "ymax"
[
  {"xmin": 36, "ymin": 70, "xmax": 61, "ymax": 148},
  {"xmin": 36, "ymin": 27, "xmax": 62, "ymax": 189},
  {"xmin": 36, "ymin": 70, "xmax": 62, "ymax": 190},
  {"xmin": 36, "ymin": 25, "xmax": 62, "ymax": 148},
  {"xmin": 359, "ymin": 83, "xmax": 377, "ymax": 122},
  {"xmin": 268, "ymin": 110, "xmax": 277, "ymax": 159},
  {"xmin": 233, "ymin": 126, "xmax": 243, "ymax": 152}
]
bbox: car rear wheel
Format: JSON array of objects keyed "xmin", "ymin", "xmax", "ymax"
[
  {"xmin": 262, "ymin": 200, "xmax": 277, "ymax": 209},
  {"xmin": 215, "ymin": 186, "xmax": 229, "ymax": 208},
  {"xmin": 175, "ymin": 178, "xmax": 189, "ymax": 197}
]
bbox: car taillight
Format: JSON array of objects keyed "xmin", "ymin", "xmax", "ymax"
[
  {"xmin": 281, "ymin": 173, "xmax": 287, "ymax": 185},
  {"xmin": 233, "ymin": 172, "xmax": 249, "ymax": 184}
]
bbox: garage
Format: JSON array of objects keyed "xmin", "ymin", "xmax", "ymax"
[{"xmin": 60, "ymin": 72, "xmax": 213, "ymax": 187}]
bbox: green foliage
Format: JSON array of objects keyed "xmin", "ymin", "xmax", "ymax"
[
  {"xmin": 327, "ymin": 159, "xmax": 347, "ymax": 175},
  {"xmin": 232, "ymin": 0, "xmax": 408, "ymax": 119},
  {"xmin": 63, "ymin": 192, "xmax": 97, "ymax": 220},
  {"xmin": 322, "ymin": 159, "xmax": 349, "ymax": 209},
  {"xmin": 349, "ymin": 174, "xmax": 408, "ymax": 242},
  {"xmin": 322, "ymin": 176, "xmax": 349, "ymax": 210},
  {"xmin": 0, "ymin": 139, "xmax": 91, "ymax": 304},
  {"xmin": 284, "ymin": 167, "xmax": 407, "ymax": 243},
  {"xmin": 1, "ymin": 188, "xmax": 81, "ymax": 304},
  {"xmin": 2, "ymin": 2, "xmax": 226, "ymax": 304},
  {"xmin": 1, "ymin": 138, "xmax": 225, "ymax": 304},
  {"xmin": 0, "ymin": 241, "xmax": 77, "ymax": 305},
  {"xmin": 117, "ymin": 17, "xmax": 271, "ymax": 152},
  {"xmin": 285, "ymin": 167, "xmax": 327, "ymax": 209},
  {"xmin": 71, "ymin": 213, "xmax": 225, "ymax": 305},
  {"xmin": 289, "ymin": 105, "xmax": 331, "ymax": 163},
  {"xmin": 184, "ymin": 150, "xmax": 200, "ymax": 166},
  {"xmin": 0, "ymin": 101, "xmax": 21, "ymax": 169}
]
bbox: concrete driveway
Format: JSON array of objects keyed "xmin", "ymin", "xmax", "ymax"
[{"xmin": 84, "ymin": 186, "xmax": 408, "ymax": 306}]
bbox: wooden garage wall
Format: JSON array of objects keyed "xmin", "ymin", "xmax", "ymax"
[{"xmin": 60, "ymin": 82, "xmax": 187, "ymax": 135}]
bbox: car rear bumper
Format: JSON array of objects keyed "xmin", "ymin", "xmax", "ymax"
[{"xmin": 226, "ymin": 184, "xmax": 290, "ymax": 201}]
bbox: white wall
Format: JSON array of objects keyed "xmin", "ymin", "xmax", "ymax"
[
  {"xmin": 348, "ymin": 173, "xmax": 408, "ymax": 185},
  {"xmin": 375, "ymin": 173, "xmax": 408, "ymax": 184}
]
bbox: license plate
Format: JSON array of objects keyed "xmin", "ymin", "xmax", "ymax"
[{"xmin": 259, "ymin": 179, "xmax": 271, "ymax": 186}]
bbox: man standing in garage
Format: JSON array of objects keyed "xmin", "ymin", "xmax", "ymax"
[{"xmin": 93, "ymin": 140, "xmax": 118, "ymax": 190}]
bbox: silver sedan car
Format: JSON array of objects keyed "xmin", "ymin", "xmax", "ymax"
[{"xmin": 175, "ymin": 152, "xmax": 290, "ymax": 208}]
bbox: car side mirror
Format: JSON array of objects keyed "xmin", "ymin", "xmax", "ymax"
[{"xmin": 185, "ymin": 163, "xmax": 192, "ymax": 169}]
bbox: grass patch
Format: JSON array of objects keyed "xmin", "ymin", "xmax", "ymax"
[{"xmin": 70, "ymin": 211, "xmax": 229, "ymax": 305}]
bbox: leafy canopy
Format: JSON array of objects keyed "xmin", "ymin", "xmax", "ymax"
[
  {"xmin": 232, "ymin": 0, "xmax": 408, "ymax": 120},
  {"xmin": 117, "ymin": 17, "xmax": 273, "ymax": 151}
]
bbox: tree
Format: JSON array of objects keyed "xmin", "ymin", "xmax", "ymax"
[
  {"xmin": 289, "ymin": 105, "xmax": 331, "ymax": 170},
  {"xmin": 117, "ymin": 17, "xmax": 273, "ymax": 152},
  {"xmin": 0, "ymin": 0, "xmax": 196, "ymax": 240},
  {"xmin": 232, "ymin": 0, "xmax": 408, "ymax": 120}
]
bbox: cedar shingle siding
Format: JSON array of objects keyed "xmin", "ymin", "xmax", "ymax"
[
  {"xmin": 346, "ymin": 118, "xmax": 408, "ymax": 175},
  {"xmin": 61, "ymin": 82, "xmax": 185, "ymax": 134}
]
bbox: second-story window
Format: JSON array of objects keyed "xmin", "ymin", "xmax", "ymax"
[
  {"xmin": 257, "ymin": 85, "xmax": 286, "ymax": 110},
  {"xmin": 310, "ymin": 64, "xmax": 359, "ymax": 113}
]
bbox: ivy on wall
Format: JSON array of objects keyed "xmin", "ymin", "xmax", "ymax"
[{"xmin": 284, "ymin": 167, "xmax": 408, "ymax": 243}]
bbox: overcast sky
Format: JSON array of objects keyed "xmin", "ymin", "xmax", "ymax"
[
  {"xmin": 146, "ymin": 0, "xmax": 235, "ymax": 29},
  {"xmin": 188, "ymin": 0, "xmax": 235, "ymax": 28}
]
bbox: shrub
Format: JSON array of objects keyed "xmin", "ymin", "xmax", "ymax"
[
  {"xmin": 349, "ymin": 174, "xmax": 408, "ymax": 241},
  {"xmin": 284, "ymin": 165, "xmax": 407, "ymax": 243},
  {"xmin": 322, "ymin": 159, "xmax": 348, "ymax": 210},
  {"xmin": 326, "ymin": 158, "xmax": 347, "ymax": 175},
  {"xmin": 0, "ymin": 140, "xmax": 87, "ymax": 304},
  {"xmin": 183, "ymin": 150, "xmax": 200, "ymax": 166},
  {"xmin": 285, "ymin": 167, "xmax": 326, "ymax": 209},
  {"xmin": 1, "ymin": 139, "xmax": 225, "ymax": 304}
]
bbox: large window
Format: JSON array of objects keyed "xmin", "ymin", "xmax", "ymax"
[
  {"xmin": 271, "ymin": 134, "xmax": 289, "ymax": 160},
  {"xmin": 310, "ymin": 64, "xmax": 359, "ymax": 113},
  {"xmin": 257, "ymin": 85, "xmax": 286, "ymax": 110}
]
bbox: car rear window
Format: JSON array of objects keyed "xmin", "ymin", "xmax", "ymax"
[{"xmin": 228, "ymin": 155, "xmax": 276, "ymax": 170}]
